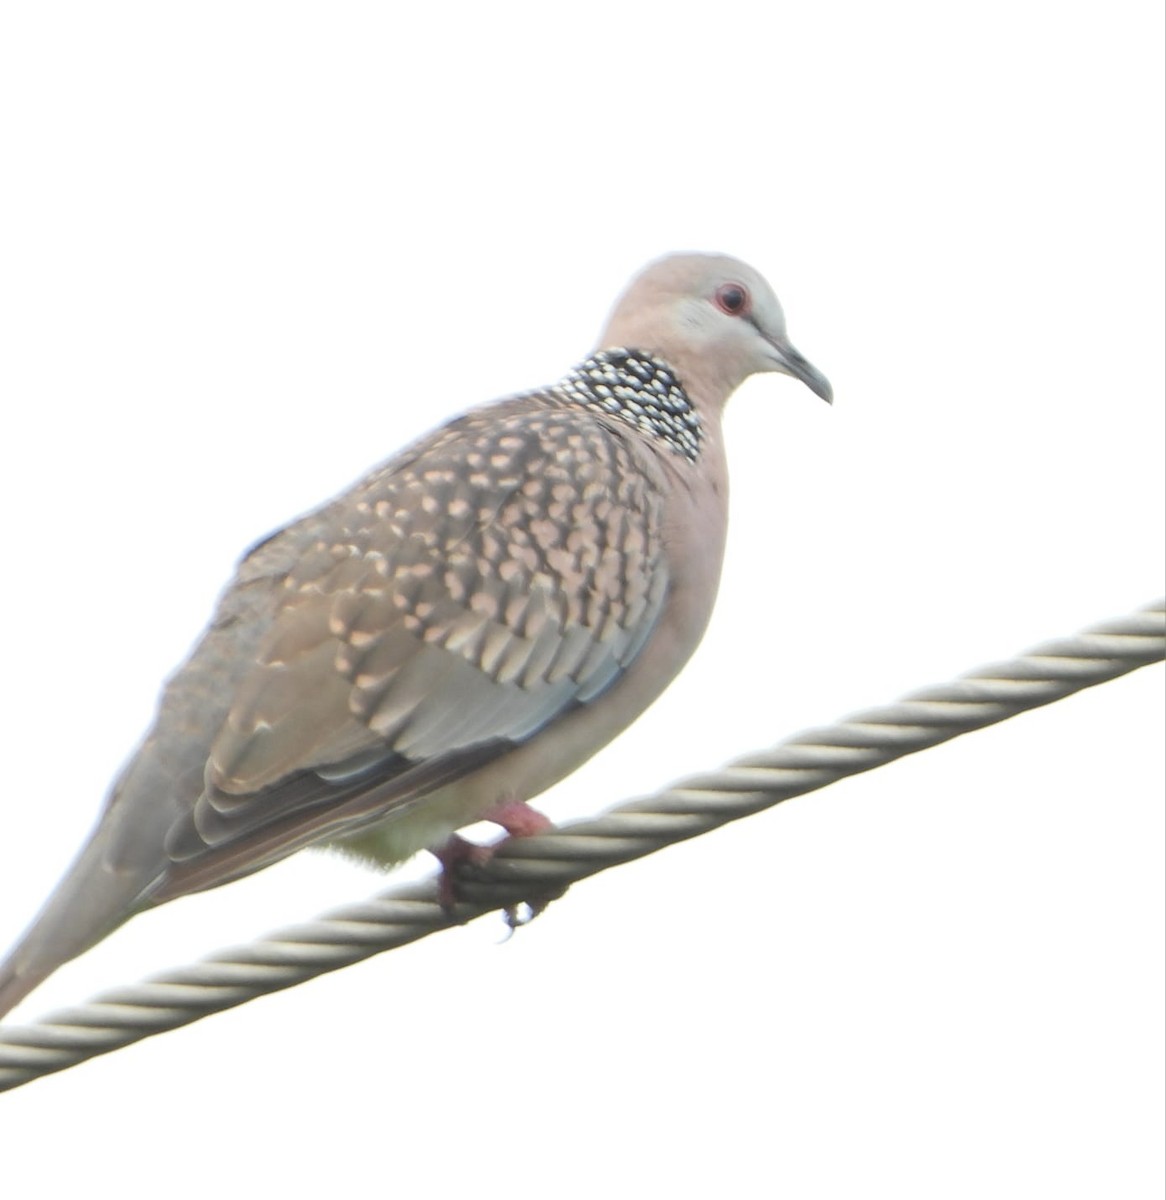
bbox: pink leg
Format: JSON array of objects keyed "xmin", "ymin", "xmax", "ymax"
[
  {"xmin": 432, "ymin": 799, "xmax": 556, "ymax": 917},
  {"xmin": 479, "ymin": 799, "xmax": 553, "ymax": 839}
]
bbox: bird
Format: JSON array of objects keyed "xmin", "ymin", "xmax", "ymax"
[{"xmin": 0, "ymin": 252, "xmax": 831, "ymax": 1022}]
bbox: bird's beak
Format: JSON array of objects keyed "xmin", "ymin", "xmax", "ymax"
[{"xmin": 767, "ymin": 337, "xmax": 833, "ymax": 404}]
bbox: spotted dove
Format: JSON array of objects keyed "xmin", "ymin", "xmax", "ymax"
[{"xmin": 0, "ymin": 253, "xmax": 831, "ymax": 1020}]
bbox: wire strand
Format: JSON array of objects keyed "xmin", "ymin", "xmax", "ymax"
[{"xmin": 0, "ymin": 598, "xmax": 1161, "ymax": 1092}]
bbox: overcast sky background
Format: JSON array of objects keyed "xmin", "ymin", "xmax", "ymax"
[{"xmin": 0, "ymin": 3, "xmax": 1162, "ymax": 1196}]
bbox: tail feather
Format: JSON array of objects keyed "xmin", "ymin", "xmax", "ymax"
[{"xmin": 0, "ymin": 830, "xmax": 157, "ymax": 1024}]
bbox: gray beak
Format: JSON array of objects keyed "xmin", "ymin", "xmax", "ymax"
[{"xmin": 769, "ymin": 338, "xmax": 833, "ymax": 405}]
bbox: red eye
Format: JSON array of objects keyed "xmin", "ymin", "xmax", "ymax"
[{"xmin": 714, "ymin": 282, "xmax": 751, "ymax": 316}]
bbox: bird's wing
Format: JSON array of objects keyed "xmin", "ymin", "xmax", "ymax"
[{"xmin": 155, "ymin": 397, "xmax": 670, "ymax": 896}]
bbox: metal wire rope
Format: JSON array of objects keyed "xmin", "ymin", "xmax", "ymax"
[{"xmin": 0, "ymin": 598, "xmax": 1161, "ymax": 1092}]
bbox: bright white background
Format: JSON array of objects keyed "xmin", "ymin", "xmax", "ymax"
[{"xmin": 0, "ymin": 3, "xmax": 1161, "ymax": 1196}]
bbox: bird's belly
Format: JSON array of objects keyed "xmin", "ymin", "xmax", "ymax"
[{"xmin": 326, "ymin": 781, "xmax": 486, "ymax": 868}]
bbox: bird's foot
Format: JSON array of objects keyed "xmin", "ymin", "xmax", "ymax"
[
  {"xmin": 433, "ymin": 800, "xmax": 564, "ymax": 924},
  {"xmin": 433, "ymin": 833, "xmax": 493, "ymax": 913}
]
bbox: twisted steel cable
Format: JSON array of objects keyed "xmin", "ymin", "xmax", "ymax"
[{"xmin": 0, "ymin": 598, "xmax": 1161, "ymax": 1093}]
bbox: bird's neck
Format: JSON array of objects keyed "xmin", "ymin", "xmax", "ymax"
[{"xmin": 554, "ymin": 347, "xmax": 704, "ymax": 464}]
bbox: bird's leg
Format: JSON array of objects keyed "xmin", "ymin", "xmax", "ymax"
[
  {"xmin": 479, "ymin": 798, "xmax": 554, "ymax": 840},
  {"xmin": 432, "ymin": 833, "xmax": 494, "ymax": 913},
  {"xmin": 433, "ymin": 800, "xmax": 560, "ymax": 921}
]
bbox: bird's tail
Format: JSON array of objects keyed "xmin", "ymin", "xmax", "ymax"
[{"xmin": 0, "ymin": 828, "xmax": 156, "ymax": 1024}]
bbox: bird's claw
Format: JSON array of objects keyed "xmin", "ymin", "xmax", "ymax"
[{"xmin": 433, "ymin": 800, "xmax": 564, "ymax": 926}]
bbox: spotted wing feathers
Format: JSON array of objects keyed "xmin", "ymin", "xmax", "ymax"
[{"xmin": 159, "ymin": 397, "xmax": 669, "ymax": 887}]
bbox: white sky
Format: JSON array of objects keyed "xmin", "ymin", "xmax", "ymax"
[{"xmin": 0, "ymin": 3, "xmax": 1162, "ymax": 1196}]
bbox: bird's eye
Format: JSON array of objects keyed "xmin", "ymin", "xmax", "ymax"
[{"xmin": 714, "ymin": 282, "xmax": 751, "ymax": 316}]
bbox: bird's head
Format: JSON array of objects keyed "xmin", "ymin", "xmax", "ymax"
[{"xmin": 598, "ymin": 252, "xmax": 832, "ymax": 409}]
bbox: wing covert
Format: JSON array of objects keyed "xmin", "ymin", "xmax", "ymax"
[{"xmin": 162, "ymin": 398, "xmax": 670, "ymax": 876}]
